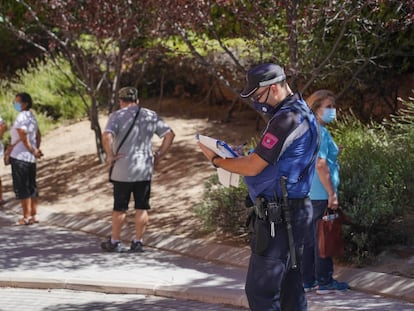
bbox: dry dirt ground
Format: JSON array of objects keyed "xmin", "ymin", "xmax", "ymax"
[
  {"xmin": 1, "ymin": 98, "xmax": 413, "ymax": 279},
  {"xmin": 2, "ymin": 98, "xmax": 261, "ymax": 242}
]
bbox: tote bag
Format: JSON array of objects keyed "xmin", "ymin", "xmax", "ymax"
[{"xmin": 317, "ymin": 209, "xmax": 345, "ymax": 258}]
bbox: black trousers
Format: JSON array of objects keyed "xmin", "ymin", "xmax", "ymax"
[{"xmin": 245, "ymin": 198, "xmax": 312, "ymax": 311}]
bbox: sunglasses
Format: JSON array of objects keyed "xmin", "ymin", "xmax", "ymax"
[{"xmin": 252, "ymin": 87, "xmax": 270, "ymax": 102}]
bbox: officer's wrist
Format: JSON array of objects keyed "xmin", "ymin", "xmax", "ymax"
[{"xmin": 211, "ymin": 155, "xmax": 220, "ymax": 168}]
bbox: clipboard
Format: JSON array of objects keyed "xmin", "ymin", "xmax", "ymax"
[
  {"xmin": 196, "ymin": 134, "xmax": 240, "ymax": 187},
  {"xmin": 195, "ymin": 134, "xmax": 238, "ymax": 158}
]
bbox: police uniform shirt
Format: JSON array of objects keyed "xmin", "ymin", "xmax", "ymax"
[
  {"xmin": 245, "ymin": 93, "xmax": 318, "ymax": 200},
  {"xmin": 255, "ymin": 102, "xmax": 298, "ymax": 164}
]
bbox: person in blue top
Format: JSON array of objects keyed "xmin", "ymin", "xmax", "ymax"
[
  {"xmin": 198, "ymin": 63, "xmax": 319, "ymax": 311},
  {"xmin": 302, "ymin": 90, "xmax": 349, "ymax": 294}
]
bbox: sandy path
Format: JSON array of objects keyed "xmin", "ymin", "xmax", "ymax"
[
  {"xmin": 8, "ymin": 100, "xmax": 259, "ymax": 240},
  {"xmin": 33, "ymin": 116, "xmax": 212, "ymax": 237}
]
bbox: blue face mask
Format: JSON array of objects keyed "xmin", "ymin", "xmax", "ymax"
[
  {"xmin": 13, "ymin": 102, "xmax": 22, "ymax": 112},
  {"xmin": 321, "ymin": 108, "xmax": 336, "ymax": 123}
]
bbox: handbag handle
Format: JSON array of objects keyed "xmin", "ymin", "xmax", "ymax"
[{"xmin": 322, "ymin": 208, "xmax": 338, "ymax": 221}]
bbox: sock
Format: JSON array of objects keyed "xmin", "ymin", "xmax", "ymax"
[
  {"xmin": 133, "ymin": 239, "xmax": 142, "ymax": 244},
  {"xmin": 111, "ymin": 238, "xmax": 120, "ymax": 244}
]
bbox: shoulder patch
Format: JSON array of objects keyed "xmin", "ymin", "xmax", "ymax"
[{"xmin": 261, "ymin": 132, "xmax": 279, "ymax": 149}]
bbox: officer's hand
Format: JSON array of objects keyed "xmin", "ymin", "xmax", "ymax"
[{"xmin": 198, "ymin": 142, "xmax": 217, "ymax": 162}]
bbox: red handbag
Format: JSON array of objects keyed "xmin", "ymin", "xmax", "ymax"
[{"xmin": 317, "ymin": 208, "xmax": 345, "ymax": 258}]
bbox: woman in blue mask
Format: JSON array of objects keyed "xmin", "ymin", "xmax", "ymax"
[
  {"xmin": 10, "ymin": 92, "xmax": 43, "ymax": 225},
  {"xmin": 301, "ymin": 90, "xmax": 349, "ymax": 294}
]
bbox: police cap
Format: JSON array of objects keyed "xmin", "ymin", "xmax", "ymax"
[{"xmin": 240, "ymin": 63, "xmax": 286, "ymax": 98}]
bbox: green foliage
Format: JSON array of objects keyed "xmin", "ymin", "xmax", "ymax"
[
  {"xmin": 0, "ymin": 87, "xmax": 54, "ymax": 142},
  {"xmin": 7, "ymin": 58, "xmax": 86, "ymax": 121},
  {"xmin": 0, "ymin": 57, "xmax": 87, "ymax": 140},
  {"xmin": 331, "ymin": 110, "xmax": 413, "ymax": 265},
  {"xmin": 300, "ymin": 1, "xmax": 413, "ymax": 119},
  {"xmin": 384, "ymin": 94, "xmax": 414, "ymax": 199},
  {"xmin": 194, "ymin": 174, "xmax": 251, "ymax": 237},
  {"xmin": 159, "ymin": 33, "xmax": 256, "ymax": 59}
]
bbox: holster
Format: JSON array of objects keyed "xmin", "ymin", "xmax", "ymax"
[
  {"xmin": 254, "ymin": 197, "xmax": 267, "ymax": 220},
  {"xmin": 252, "ymin": 196, "xmax": 283, "ymax": 255},
  {"xmin": 254, "ymin": 218, "xmax": 270, "ymax": 255}
]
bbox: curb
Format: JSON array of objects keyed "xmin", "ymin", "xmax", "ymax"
[
  {"xmin": 2, "ymin": 202, "xmax": 414, "ymax": 305},
  {"xmin": 334, "ymin": 266, "xmax": 414, "ymax": 303},
  {"xmin": 0, "ymin": 276, "xmax": 249, "ymax": 309}
]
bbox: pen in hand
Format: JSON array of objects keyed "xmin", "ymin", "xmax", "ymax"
[{"xmin": 231, "ymin": 142, "xmax": 247, "ymax": 156}]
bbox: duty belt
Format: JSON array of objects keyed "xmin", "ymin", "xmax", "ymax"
[{"xmin": 254, "ymin": 196, "xmax": 309, "ymax": 220}]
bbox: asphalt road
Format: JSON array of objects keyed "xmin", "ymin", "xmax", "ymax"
[{"xmin": 1, "ymin": 209, "xmax": 414, "ymax": 311}]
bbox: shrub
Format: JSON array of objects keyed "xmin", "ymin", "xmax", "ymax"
[
  {"xmin": 332, "ymin": 111, "xmax": 413, "ymax": 265},
  {"xmin": 194, "ymin": 174, "xmax": 251, "ymax": 239},
  {"xmin": 0, "ymin": 85, "xmax": 55, "ymax": 142},
  {"xmin": 5, "ymin": 57, "xmax": 86, "ymax": 121},
  {"xmin": 384, "ymin": 94, "xmax": 414, "ymax": 202},
  {"xmin": 0, "ymin": 57, "xmax": 87, "ymax": 141}
]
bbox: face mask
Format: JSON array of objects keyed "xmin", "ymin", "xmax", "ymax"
[
  {"xmin": 13, "ymin": 102, "xmax": 22, "ymax": 112},
  {"xmin": 253, "ymin": 101, "xmax": 277, "ymax": 115},
  {"xmin": 321, "ymin": 108, "xmax": 336, "ymax": 123},
  {"xmin": 251, "ymin": 87, "xmax": 277, "ymax": 115}
]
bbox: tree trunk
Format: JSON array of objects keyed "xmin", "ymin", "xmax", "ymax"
[
  {"xmin": 89, "ymin": 96, "xmax": 106, "ymax": 163},
  {"xmin": 225, "ymin": 97, "xmax": 238, "ymax": 123},
  {"xmin": 157, "ymin": 70, "xmax": 165, "ymax": 112}
]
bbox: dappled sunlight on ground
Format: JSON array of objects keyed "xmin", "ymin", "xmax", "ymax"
[{"xmin": 1, "ymin": 97, "xmax": 412, "ymax": 279}]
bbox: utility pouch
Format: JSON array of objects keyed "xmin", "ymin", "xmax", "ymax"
[
  {"xmin": 253, "ymin": 218, "xmax": 270, "ymax": 255},
  {"xmin": 267, "ymin": 201, "xmax": 283, "ymax": 224},
  {"xmin": 266, "ymin": 201, "xmax": 283, "ymax": 238}
]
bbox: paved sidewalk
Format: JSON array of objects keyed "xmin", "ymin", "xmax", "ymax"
[
  {"xmin": 0, "ymin": 212, "xmax": 248, "ymax": 308},
  {"xmin": 1, "ymin": 202, "xmax": 414, "ymax": 310},
  {"xmin": 0, "ymin": 287, "xmax": 245, "ymax": 311}
]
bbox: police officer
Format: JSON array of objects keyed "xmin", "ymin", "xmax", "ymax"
[{"xmin": 198, "ymin": 63, "xmax": 319, "ymax": 311}]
